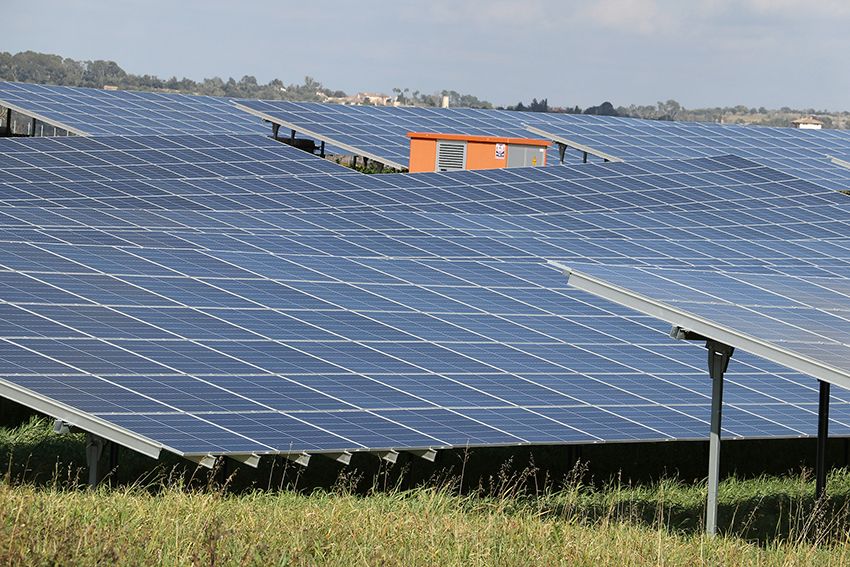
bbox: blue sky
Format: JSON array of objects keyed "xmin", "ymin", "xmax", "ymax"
[{"xmin": 7, "ymin": 0, "xmax": 850, "ymax": 110}]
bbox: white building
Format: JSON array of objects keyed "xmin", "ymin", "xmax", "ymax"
[{"xmin": 791, "ymin": 116, "xmax": 824, "ymax": 129}]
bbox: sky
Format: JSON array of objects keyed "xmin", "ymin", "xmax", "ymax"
[{"xmin": 6, "ymin": 0, "xmax": 850, "ymax": 110}]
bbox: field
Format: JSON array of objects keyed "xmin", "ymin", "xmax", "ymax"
[{"xmin": 4, "ymin": 419, "xmax": 850, "ymax": 566}]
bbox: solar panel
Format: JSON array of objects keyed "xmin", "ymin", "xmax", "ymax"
[
  {"xmin": 560, "ymin": 264, "xmax": 850, "ymax": 391},
  {"xmin": 0, "ymin": 133, "xmax": 365, "ymax": 209},
  {"xmin": 234, "ymin": 100, "xmax": 583, "ymax": 169},
  {"xmin": 0, "ymin": 81, "xmax": 268, "ymax": 136},
  {"xmin": 524, "ymin": 118, "xmax": 850, "ymax": 191},
  {"xmin": 1, "ymin": 154, "xmax": 850, "ymax": 464}
]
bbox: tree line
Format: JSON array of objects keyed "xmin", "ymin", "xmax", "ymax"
[
  {"xmin": 504, "ymin": 97, "xmax": 849, "ymax": 129},
  {"xmin": 0, "ymin": 51, "xmax": 493, "ymax": 108}
]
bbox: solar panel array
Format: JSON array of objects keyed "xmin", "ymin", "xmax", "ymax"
[
  {"xmin": 0, "ymin": 81, "xmax": 268, "ymax": 136},
  {"xmin": 235, "ymin": 100, "xmax": 586, "ymax": 169},
  {"xmin": 1, "ymin": 133, "xmax": 850, "ymax": 461},
  {"xmin": 1, "ymin": 134, "xmax": 840, "ymax": 215},
  {"xmin": 525, "ymin": 117, "xmax": 850, "ymax": 191},
  {"xmin": 0, "ymin": 133, "xmax": 352, "ymax": 180},
  {"xmin": 3, "ymin": 82, "xmax": 850, "ymax": 465}
]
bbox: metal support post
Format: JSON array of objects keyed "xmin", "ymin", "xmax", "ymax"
[
  {"xmin": 557, "ymin": 143, "xmax": 567, "ymax": 164},
  {"xmin": 3, "ymin": 108, "xmax": 11, "ymax": 136},
  {"xmin": 363, "ymin": 157, "xmax": 369, "ymax": 170},
  {"xmin": 85, "ymin": 433, "xmax": 106, "ymax": 487},
  {"xmin": 320, "ymin": 140, "xmax": 326, "ymax": 158},
  {"xmin": 219, "ymin": 456, "xmax": 229, "ymax": 485},
  {"xmin": 30, "ymin": 117, "xmax": 37, "ymax": 137},
  {"xmin": 290, "ymin": 129, "xmax": 296, "ymax": 143},
  {"xmin": 351, "ymin": 156, "xmax": 357, "ymax": 168},
  {"xmin": 816, "ymin": 379, "xmax": 831, "ymax": 500},
  {"xmin": 109, "ymin": 442, "xmax": 119, "ymax": 473},
  {"xmin": 271, "ymin": 123, "xmax": 280, "ymax": 140},
  {"xmin": 670, "ymin": 327, "xmax": 734, "ymax": 536},
  {"xmin": 582, "ymin": 151, "xmax": 588, "ymax": 163},
  {"xmin": 705, "ymin": 339, "xmax": 734, "ymax": 536}
]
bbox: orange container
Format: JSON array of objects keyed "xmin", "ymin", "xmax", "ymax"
[{"xmin": 407, "ymin": 132, "xmax": 551, "ymax": 173}]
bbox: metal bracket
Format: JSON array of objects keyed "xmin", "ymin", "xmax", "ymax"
[
  {"xmin": 670, "ymin": 326, "xmax": 734, "ymax": 379},
  {"xmin": 229, "ymin": 454, "xmax": 261, "ymax": 468},
  {"xmin": 706, "ymin": 339, "xmax": 735, "ymax": 381},
  {"xmin": 53, "ymin": 419, "xmax": 72, "ymax": 435},
  {"xmin": 185, "ymin": 454, "xmax": 218, "ymax": 469},
  {"xmin": 285, "ymin": 452, "xmax": 311, "ymax": 467},
  {"xmin": 375, "ymin": 450, "xmax": 399, "ymax": 464},
  {"xmin": 670, "ymin": 325, "xmax": 707, "ymax": 341},
  {"xmin": 323, "ymin": 452, "xmax": 352, "ymax": 465},
  {"xmin": 408, "ymin": 448, "xmax": 438, "ymax": 462}
]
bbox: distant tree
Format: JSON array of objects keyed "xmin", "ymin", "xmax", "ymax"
[
  {"xmin": 528, "ymin": 98, "xmax": 548, "ymax": 112},
  {"xmin": 81, "ymin": 60, "xmax": 127, "ymax": 87},
  {"xmin": 584, "ymin": 101, "xmax": 618, "ymax": 116}
]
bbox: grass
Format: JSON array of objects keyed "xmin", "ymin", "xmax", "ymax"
[
  {"xmin": 3, "ymin": 480, "xmax": 850, "ymax": 565},
  {"xmin": 3, "ymin": 418, "xmax": 850, "ymax": 565}
]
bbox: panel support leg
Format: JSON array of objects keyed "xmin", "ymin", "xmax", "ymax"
[
  {"xmin": 85, "ymin": 433, "xmax": 106, "ymax": 488},
  {"xmin": 271, "ymin": 123, "xmax": 280, "ymax": 140},
  {"xmin": 3, "ymin": 107, "xmax": 11, "ymax": 136},
  {"xmin": 816, "ymin": 380, "xmax": 831, "ymax": 500},
  {"xmin": 290, "ymin": 129, "xmax": 296, "ymax": 143},
  {"xmin": 109, "ymin": 442, "xmax": 119, "ymax": 470},
  {"xmin": 582, "ymin": 151, "xmax": 588, "ymax": 163},
  {"xmin": 705, "ymin": 339, "xmax": 733, "ymax": 536},
  {"xmin": 557, "ymin": 143, "xmax": 567, "ymax": 164},
  {"xmin": 320, "ymin": 140, "xmax": 326, "ymax": 158}
]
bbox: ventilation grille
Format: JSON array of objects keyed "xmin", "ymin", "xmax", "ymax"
[{"xmin": 436, "ymin": 141, "xmax": 466, "ymax": 171}]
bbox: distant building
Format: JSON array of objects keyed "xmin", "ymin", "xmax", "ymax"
[
  {"xmin": 791, "ymin": 116, "xmax": 824, "ymax": 129},
  {"xmin": 322, "ymin": 92, "xmax": 395, "ymax": 106}
]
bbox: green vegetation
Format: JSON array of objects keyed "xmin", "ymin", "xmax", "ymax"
[
  {"xmin": 3, "ymin": 418, "xmax": 850, "ymax": 565},
  {"xmin": 504, "ymin": 97, "xmax": 850, "ymax": 128},
  {"xmin": 0, "ymin": 51, "xmax": 492, "ymax": 108},
  {"xmin": 4, "ymin": 480, "xmax": 850, "ymax": 566}
]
